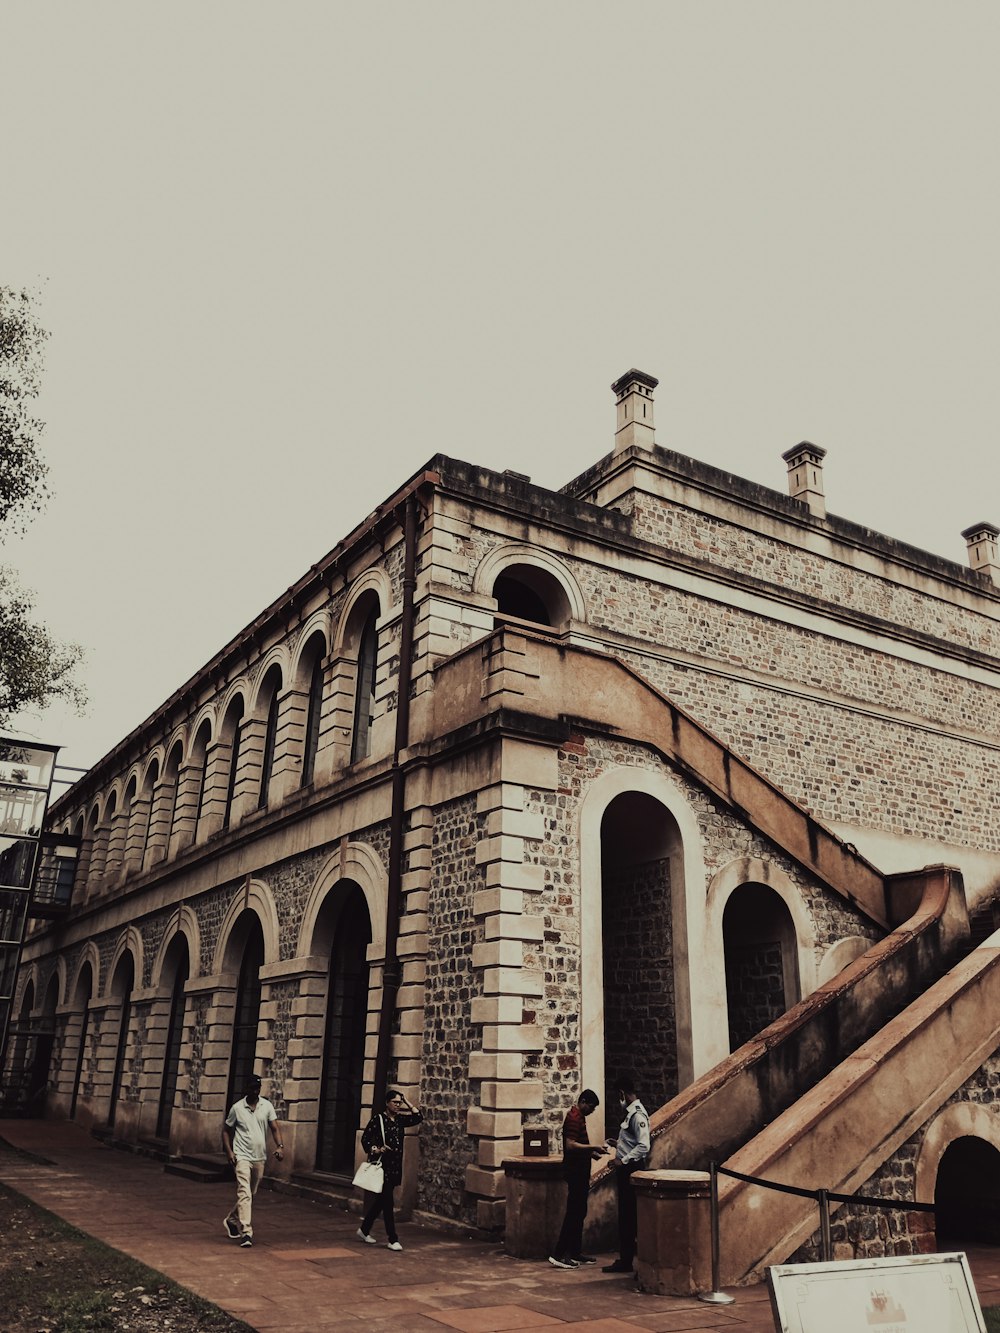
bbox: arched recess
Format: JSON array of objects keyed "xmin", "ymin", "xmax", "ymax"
[
  {"xmin": 291, "ymin": 613, "xmax": 331, "ymax": 680},
  {"xmin": 156, "ymin": 930, "xmax": 191, "ymax": 1140},
  {"xmin": 151, "ymin": 906, "xmax": 201, "ymax": 989},
  {"xmin": 213, "ymin": 880, "xmax": 280, "ymax": 976},
  {"xmin": 69, "ymin": 952, "xmax": 97, "ymax": 1120},
  {"xmin": 70, "ymin": 941, "xmax": 102, "ymax": 1006},
  {"xmin": 817, "ymin": 935, "xmax": 871, "ymax": 985},
  {"xmin": 298, "ymin": 842, "xmax": 389, "ymax": 962},
  {"xmin": 223, "ymin": 911, "xmax": 266, "ymax": 1109},
  {"xmin": 254, "ymin": 665, "xmax": 283, "ymax": 810},
  {"xmin": 473, "ymin": 543, "xmax": 586, "ymax": 630},
  {"xmin": 27, "ymin": 970, "xmax": 60, "ymax": 1110},
  {"xmin": 107, "ymin": 947, "xmax": 136, "ymax": 1127},
  {"xmin": 106, "ymin": 927, "xmax": 145, "ymax": 997},
  {"xmin": 706, "ymin": 856, "xmax": 818, "ymax": 1054},
  {"xmin": 310, "ymin": 881, "xmax": 373, "ymax": 1174},
  {"xmin": 918, "ymin": 1103, "xmax": 1000, "ymax": 1245},
  {"xmin": 579, "ymin": 765, "xmax": 711, "ymax": 1139},
  {"xmin": 219, "ymin": 693, "xmax": 245, "ymax": 831},
  {"xmin": 295, "ymin": 628, "xmax": 329, "ymax": 788},
  {"xmin": 334, "ymin": 568, "xmax": 394, "ymax": 657},
  {"xmin": 7, "ymin": 977, "xmax": 35, "ymax": 1103}
]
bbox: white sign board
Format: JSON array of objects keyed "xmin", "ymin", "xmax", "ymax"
[{"xmin": 767, "ymin": 1253, "xmax": 986, "ymax": 1333}]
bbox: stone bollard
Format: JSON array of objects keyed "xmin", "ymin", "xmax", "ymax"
[
  {"xmin": 633, "ymin": 1169, "xmax": 712, "ymax": 1295},
  {"xmin": 502, "ymin": 1156, "xmax": 566, "ymax": 1259}
]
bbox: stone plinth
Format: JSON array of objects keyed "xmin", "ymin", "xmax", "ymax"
[
  {"xmin": 502, "ymin": 1155, "xmax": 566, "ymax": 1258},
  {"xmin": 633, "ymin": 1169, "xmax": 711, "ymax": 1296}
]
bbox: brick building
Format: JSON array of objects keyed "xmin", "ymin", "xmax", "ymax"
[{"xmin": 10, "ymin": 370, "xmax": 1000, "ymax": 1273}]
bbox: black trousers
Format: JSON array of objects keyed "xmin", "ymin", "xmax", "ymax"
[
  {"xmin": 553, "ymin": 1169, "xmax": 590, "ymax": 1259},
  {"xmin": 361, "ymin": 1184, "xmax": 398, "ymax": 1243},
  {"xmin": 615, "ymin": 1160, "xmax": 644, "ymax": 1264}
]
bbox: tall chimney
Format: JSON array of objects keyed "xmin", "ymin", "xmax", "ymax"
[
  {"xmin": 961, "ymin": 522, "xmax": 1000, "ymax": 584},
  {"xmin": 782, "ymin": 442, "xmax": 827, "ymax": 518},
  {"xmin": 611, "ymin": 369, "xmax": 658, "ymax": 455}
]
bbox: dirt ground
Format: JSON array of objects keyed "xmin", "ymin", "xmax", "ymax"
[{"xmin": 0, "ymin": 1142, "xmax": 252, "ymax": 1333}]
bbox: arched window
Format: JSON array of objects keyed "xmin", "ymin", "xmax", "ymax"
[
  {"xmin": 227, "ymin": 916, "xmax": 265, "ymax": 1108},
  {"xmin": 351, "ymin": 609, "xmax": 378, "ymax": 764},
  {"xmin": 301, "ymin": 641, "xmax": 326, "ymax": 788},
  {"xmin": 258, "ymin": 668, "xmax": 282, "ymax": 810},
  {"xmin": 192, "ymin": 721, "xmax": 212, "ymax": 834},
  {"xmin": 164, "ymin": 741, "xmax": 183, "ymax": 846},
  {"xmin": 157, "ymin": 936, "xmax": 189, "ymax": 1141},
  {"xmin": 139, "ymin": 758, "xmax": 159, "ymax": 867},
  {"xmin": 221, "ymin": 698, "xmax": 244, "ymax": 831},
  {"xmin": 108, "ymin": 952, "xmax": 134, "ymax": 1127},
  {"xmin": 492, "ymin": 562, "xmax": 571, "ymax": 630}
]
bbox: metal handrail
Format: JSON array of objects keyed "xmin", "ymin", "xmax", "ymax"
[{"xmin": 697, "ymin": 1159, "xmax": 936, "ymax": 1305}]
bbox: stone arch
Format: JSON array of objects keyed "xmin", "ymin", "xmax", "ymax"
[
  {"xmin": 333, "ymin": 567, "xmax": 394, "ymax": 657},
  {"xmin": 915, "ymin": 1103, "xmax": 1000, "ymax": 1203},
  {"xmin": 579, "ymin": 764, "xmax": 712, "ymax": 1135},
  {"xmin": 291, "ymin": 612, "xmax": 332, "ymax": 680},
  {"xmin": 47, "ymin": 957, "xmax": 68, "ymax": 1009},
  {"xmin": 163, "ymin": 726, "xmax": 188, "ymax": 769},
  {"xmin": 106, "ymin": 927, "xmax": 144, "ymax": 998},
  {"xmin": 297, "ymin": 842, "xmax": 389, "ymax": 961},
  {"xmin": 150, "ymin": 906, "xmax": 202, "ymax": 988},
  {"xmin": 249, "ymin": 647, "xmax": 290, "ymax": 713},
  {"xmin": 817, "ymin": 935, "xmax": 871, "ymax": 985},
  {"xmin": 141, "ymin": 747, "xmax": 166, "ymax": 790},
  {"xmin": 473, "ymin": 542, "xmax": 587, "ymax": 625},
  {"xmin": 213, "ymin": 879, "xmax": 281, "ymax": 975},
  {"xmin": 13, "ymin": 962, "xmax": 39, "ymax": 1016},
  {"xmin": 70, "ymin": 942, "xmax": 102, "ymax": 1005},
  {"xmin": 706, "ymin": 856, "xmax": 819, "ymax": 1050},
  {"xmin": 189, "ymin": 703, "xmax": 218, "ymax": 748}
]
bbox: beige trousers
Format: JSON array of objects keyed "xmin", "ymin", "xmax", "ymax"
[{"xmin": 226, "ymin": 1158, "xmax": 265, "ymax": 1237}]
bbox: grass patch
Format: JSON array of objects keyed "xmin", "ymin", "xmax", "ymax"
[
  {"xmin": 0, "ymin": 1180, "xmax": 252, "ymax": 1333},
  {"xmin": 985, "ymin": 1307, "xmax": 1000, "ymax": 1332}
]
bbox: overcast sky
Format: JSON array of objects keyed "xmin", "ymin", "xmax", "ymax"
[{"xmin": 4, "ymin": 1, "xmax": 1000, "ymax": 790}]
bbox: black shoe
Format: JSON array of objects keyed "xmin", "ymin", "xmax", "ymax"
[
  {"xmin": 602, "ymin": 1259, "xmax": 632, "ymax": 1273},
  {"xmin": 548, "ymin": 1255, "xmax": 580, "ymax": 1269},
  {"xmin": 573, "ymin": 1255, "xmax": 597, "ymax": 1264},
  {"xmin": 223, "ymin": 1217, "xmax": 241, "ymax": 1240},
  {"xmin": 240, "ymin": 1235, "xmax": 253, "ymax": 1248}
]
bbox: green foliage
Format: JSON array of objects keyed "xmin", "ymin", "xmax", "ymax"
[
  {"xmin": 0, "ymin": 284, "xmax": 85, "ymax": 728},
  {"xmin": 986, "ymin": 1306, "xmax": 1000, "ymax": 1332},
  {"xmin": 0, "ymin": 285, "xmax": 50, "ymax": 532}
]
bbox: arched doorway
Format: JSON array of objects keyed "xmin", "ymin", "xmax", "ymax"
[
  {"xmin": 315, "ymin": 883, "xmax": 372, "ymax": 1174},
  {"xmin": 108, "ymin": 953, "xmax": 135, "ymax": 1127},
  {"xmin": 70, "ymin": 962, "xmax": 94, "ymax": 1119},
  {"xmin": 936, "ymin": 1136, "xmax": 1000, "ymax": 1245},
  {"xmin": 157, "ymin": 937, "xmax": 190, "ymax": 1140},
  {"xmin": 600, "ymin": 791, "xmax": 678, "ymax": 1112},
  {"xmin": 226, "ymin": 915, "xmax": 265, "ymax": 1109},
  {"xmin": 26, "ymin": 973, "xmax": 59, "ymax": 1114},
  {"xmin": 723, "ymin": 883, "xmax": 799, "ymax": 1051}
]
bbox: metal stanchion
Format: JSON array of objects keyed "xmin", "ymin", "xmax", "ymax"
[
  {"xmin": 818, "ymin": 1188, "xmax": 832, "ymax": 1262},
  {"xmin": 698, "ymin": 1161, "xmax": 736, "ymax": 1305}
]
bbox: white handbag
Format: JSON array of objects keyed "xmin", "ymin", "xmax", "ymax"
[
  {"xmin": 352, "ymin": 1114, "xmax": 386, "ymax": 1192},
  {"xmin": 352, "ymin": 1159, "xmax": 384, "ymax": 1192}
]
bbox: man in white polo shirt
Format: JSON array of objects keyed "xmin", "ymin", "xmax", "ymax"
[{"xmin": 222, "ymin": 1074, "xmax": 284, "ymax": 1247}]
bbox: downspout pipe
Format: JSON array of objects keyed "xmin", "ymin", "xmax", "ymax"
[{"xmin": 373, "ymin": 490, "xmax": 419, "ymax": 1107}]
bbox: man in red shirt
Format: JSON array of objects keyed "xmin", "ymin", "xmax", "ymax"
[{"xmin": 548, "ymin": 1089, "xmax": 607, "ymax": 1269}]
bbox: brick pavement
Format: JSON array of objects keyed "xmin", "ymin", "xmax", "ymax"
[{"xmin": 2, "ymin": 1119, "xmax": 999, "ymax": 1333}]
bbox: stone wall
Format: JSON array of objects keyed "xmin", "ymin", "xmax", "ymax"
[
  {"xmin": 420, "ymin": 795, "xmax": 485, "ymax": 1223},
  {"xmin": 603, "ymin": 856, "xmax": 675, "ymax": 1110}
]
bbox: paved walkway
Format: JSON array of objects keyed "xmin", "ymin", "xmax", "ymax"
[{"xmin": 2, "ymin": 1121, "xmax": 999, "ymax": 1333}]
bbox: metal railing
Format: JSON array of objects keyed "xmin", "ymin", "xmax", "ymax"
[{"xmin": 698, "ymin": 1159, "xmax": 936, "ymax": 1305}]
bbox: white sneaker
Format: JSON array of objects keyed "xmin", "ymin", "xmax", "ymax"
[
  {"xmin": 386, "ymin": 1240, "xmax": 403, "ymax": 1251},
  {"xmin": 356, "ymin": 1228, "xmax": 376, "ymax": 1245}
]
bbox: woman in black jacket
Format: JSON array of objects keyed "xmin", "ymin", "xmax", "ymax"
[{"xmin": 355, "ymin": 1089, "xmax": 423, "ymax": 1251}]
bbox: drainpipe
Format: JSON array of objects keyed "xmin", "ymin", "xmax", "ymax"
[{"xmin": 373, "ymin": 490, "xmax": 419, "ymax": 1107}]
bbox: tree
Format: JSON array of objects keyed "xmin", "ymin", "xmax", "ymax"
[{"xmin": 0, "ymin": 285, "xmax": 86, "ymax": 727}]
